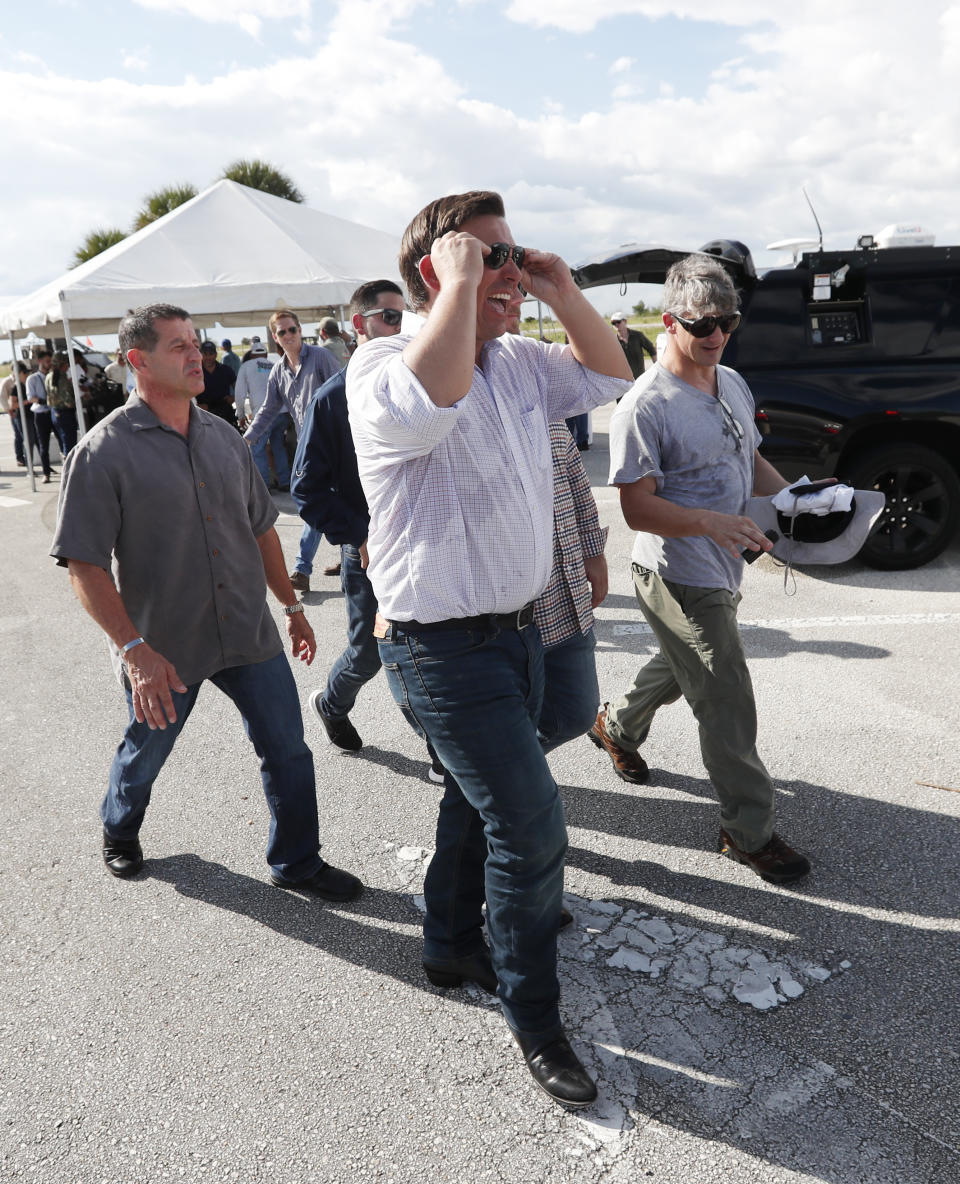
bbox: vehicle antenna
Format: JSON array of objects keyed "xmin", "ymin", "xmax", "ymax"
[{"xmin": 802, "ymin": 185, "xmax": 824, "ymax": 253}]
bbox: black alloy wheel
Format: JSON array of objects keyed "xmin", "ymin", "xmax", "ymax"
[{"xmin": 844, "ymin": 443, "xmax": 960, "ymax": 570}]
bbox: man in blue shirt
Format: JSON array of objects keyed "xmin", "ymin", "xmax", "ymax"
[{"xmin": 291, "ymin": 280, "xmax": 405, "ymax": 751}]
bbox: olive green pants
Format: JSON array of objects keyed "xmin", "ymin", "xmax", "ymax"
[{"xmin": 606, "ymin": 565, "xmax": 775, "ymax": 852}]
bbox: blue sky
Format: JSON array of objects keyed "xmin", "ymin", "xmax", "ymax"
[{"xmin": 1, "ymin": 0, "xmax": 957, "ymax": 354}]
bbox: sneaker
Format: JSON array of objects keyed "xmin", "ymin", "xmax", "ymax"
[
  {"xmin": 289, "ymin": 570, "xmax": 310, "ymax": 593},
  {"xmin": 718, "ymin": 828, "xmax": 811, "ymax": 885},
  {"xmin": 588, "ymin": 704, "xmax": 649, "ymax": 784},
  {"xmin": 308, "ymin": 689, "xmax": 362, "ymax": 751}
]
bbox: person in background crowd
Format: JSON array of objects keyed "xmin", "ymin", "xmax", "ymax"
[
  {"xmin": 243, "ymin": 310, "xmax": 341, "ymax": 591},
  {"xmin": 347, "ymin": 190, "xmax": 631, "ymax": 1107},
  {"xmin": 198, "ymin": 341, "xmax": 238, "ymax": 427},
  {"xmin": 50, "ymin": 302, "xmax": 363, "ymax": 902},
  {"xmin": 318, "ymin": 317, "xmax": 350, "ymax": 367},
  {"xmin": 2, "ymin": 362, "xmax": 32, "ymax": 467},
  {"xmin": 220, "ymin": 339, "xmax": 241, "ymax": 377},
  {"xmin": 592, "ymin": 255, "xmax": 811, "ymax": 887},
  {"xmin": 236, "ymin": 337, "xmax": 290, "ymax": 490},
  {"xmin": 611, "ymin": 311, "xmax": 657, "ymax": 380},
  {"xmin": 46, "ymin": 352, "xmax": 83, "ymax": 456},
  {"xmin": 26, "ymin": 350, "xmax": 55, "ymax": 482}
]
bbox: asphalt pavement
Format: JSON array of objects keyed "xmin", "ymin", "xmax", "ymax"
[{"xmin": 1, "ymin": 408, "xmax": 958, "ymax": 1184}]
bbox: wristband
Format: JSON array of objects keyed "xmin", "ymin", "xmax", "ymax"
[{"xmin": 121, "ymin": 636, "xmax": 146, "ymax": 655}]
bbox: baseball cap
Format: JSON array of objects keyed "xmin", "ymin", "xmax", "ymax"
[
  {"xmin": 611, "ymin": 312, "xmax": 627, "ymax": 323},
  {"xmin": 200, "ymin": 341, "xmax": 217, "ymax": 354},
  {"xmin": 250, "ymin": 339, "xmax": 267, "ymax": 356}
]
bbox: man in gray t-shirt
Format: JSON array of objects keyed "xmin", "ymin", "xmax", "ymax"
[
  {"xmin": 51, "ymin": 302, "xmax": 361, "ymax": 903},
  {"xmin": 590, "ymin": 255, "xmax": 812, "ymax": 886}
]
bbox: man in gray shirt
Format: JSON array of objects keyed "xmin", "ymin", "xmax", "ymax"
[
  {"xmin": 591, "ymin": 255, "xmax": 811, "ymax": 885},
  {"xmin": 51, "ymin": 303, "xmax": 361, "ymax": 901},
  {"xmin": 243, "ymin": 309, "xmax": 341, "ymax": 590}
]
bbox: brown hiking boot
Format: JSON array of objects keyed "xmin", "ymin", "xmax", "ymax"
[
  {"xmin": 718, "ymin": 829, "xmax": 811, "ymax": 885},
  {"xmin": 588, "ymin": 705, "xmax": 649, "ymax": 784}
]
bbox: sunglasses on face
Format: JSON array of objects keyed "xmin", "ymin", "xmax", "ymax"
[
  {"xmin": 670, "ymin": 311, "xmax": 741, "ymax": 337},
  {"xmin": 361, "ymin": 307, "xmax": 404, "ymax": 326},
  {"xmin": 275, "ymin": 325, "xmax": 300, "ymax": 338},
  {"xmin": 484, "ymin": 242, "xmax": 526, "ymax": 270}
]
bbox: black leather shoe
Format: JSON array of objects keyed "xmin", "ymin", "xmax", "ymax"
[
  {"xmin": 422, "ymin": 949, "xmax": 498, "ymax": 995},
  {"xmin": 514, "ymin": 1030, "xmax": 597, "ymax": 1107},
  {"xmin": 559, "ymin": 907, "xmax": 573, "ymax": 930},
  {"xmin": 102, "ymin": 830, "xmax": 143, "ymax": 878},
  {"xmin": 270, "ymin": 860, "xmax": 363, "ymax": 902}
]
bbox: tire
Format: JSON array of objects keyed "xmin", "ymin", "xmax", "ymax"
[{"xmin": 843, "ymin": 443, "xmax": 960, "ymax": 570}]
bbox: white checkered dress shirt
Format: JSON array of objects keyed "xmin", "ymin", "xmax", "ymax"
[{"xmin": 347, "ymin": 332, "xmax": 630, "ymax": 623}]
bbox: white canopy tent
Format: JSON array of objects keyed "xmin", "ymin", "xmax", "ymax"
[{"xmin": 1, "ymin": 180, "xmax": 402, "ymax": 487}]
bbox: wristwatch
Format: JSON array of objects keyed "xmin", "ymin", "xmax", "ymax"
[{"xmin": 283, "ymin": 601, "xmax": 304, "ymax": 615}]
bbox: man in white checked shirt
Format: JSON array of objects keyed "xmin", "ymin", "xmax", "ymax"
[{"xmin": 347, "ymin": 191, "xmax": 632, "ymax": 1107}]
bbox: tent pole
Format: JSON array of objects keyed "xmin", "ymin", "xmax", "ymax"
[
  {"xmin": 9, "ymin": 331, "xmax": 37, "ymax": 492},
  {"xmin": 59, "ymin": 298, "xmax": 88, "ymax": 439},
  {"xmin": 537, "ymin": 300, "xmax": 544, "ymax": 341}
]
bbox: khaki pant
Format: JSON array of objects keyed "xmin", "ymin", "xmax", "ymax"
[{"xmin": 606, "ymin": 565, "xmax": 775, "ymax": 852}]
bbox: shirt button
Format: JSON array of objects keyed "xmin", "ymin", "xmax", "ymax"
[
  {"xmin": 212, "ymin": 549, "xmax": 219, "ymax": 556},
  {"xmin": 199, "ymin": 481, "xmax": 206, "ymax": 488},
  {"xmin": 217, "ymin": 583, "xmax": 223, "ymax": 589},
  {"xmin": 221, "ymin": 614, "xmax": 227, "ymax": 621},
  {"xmin": 206, "ymin": 515, "xmax": 213, "ymax": 522}
]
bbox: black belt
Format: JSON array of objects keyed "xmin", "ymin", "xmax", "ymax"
[{"xmin": 390, "ymin": 602, "xmax": 535, "ymax": 634}]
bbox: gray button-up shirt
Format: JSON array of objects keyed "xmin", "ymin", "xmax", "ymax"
[
  {"xmin": 243, "ymin": 343, "xmax": 340, "ymax": 446},
  {"xmin": 51, "ymin": 394, "xmax": 282, "ymax": 686}
]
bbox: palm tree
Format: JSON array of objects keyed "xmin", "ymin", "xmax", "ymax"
[
  {"xmin": 71, "ymin": 228, "xmax": 127, "ymax": 268},
  {"xmin": 220, "ymin": 159, "xmax": 304, "ymax": 202},
  {"xmin": 133, "ymin": 184, "xmax": 198, "ymax": 230}
]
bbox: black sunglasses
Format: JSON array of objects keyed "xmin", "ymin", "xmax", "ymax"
[
  {"xmin": 484, "ymin": 242, "xmax": 526, "ymax": 270},
  {"xmin": 361, "ymin": 307, "xmax": 403, "ymax": 326},
  {"xmin": 275, "ymin": 325, "xmax": 300, "ymax": 337},
  {"xmin": 670, "ymin": 311, "xmax": 741, "ymax": 337}
]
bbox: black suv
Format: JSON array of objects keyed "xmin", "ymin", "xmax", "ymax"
[{"xmin": 573, "ymin": 239, "xmax": 960, "ymax": 569}]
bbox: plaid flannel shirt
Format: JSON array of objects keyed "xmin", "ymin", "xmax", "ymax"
[{"xmin": 534, "ymin": 422, "xmax": 607, "ymax": 648}]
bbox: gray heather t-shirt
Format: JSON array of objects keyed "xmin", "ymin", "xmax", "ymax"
[
  {"xmin": 608, "ymin": 363, "xmax": 762, "ymax": 593},
  {"xmin": 51, "ymin": 394, "xmax": 282, "ymax": 687}
]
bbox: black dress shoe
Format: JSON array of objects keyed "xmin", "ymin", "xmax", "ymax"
[
  {"xmin": 514, "ymin": 1029, "xmax": 597, "ymax": 1107},
  {"xmin": 102, "ymin": 829, "xmax": 144, "ymax": 878},
  {"xmin": 422, "ymin": 949, "xmax": 498, "ymax": 995},
  {"xmin": 559, "ymin": 907, "xmax": 573, "ymax": 930},
  {"xmin": 270, "ymin": 860, "xmax": 363, "ymax": 902}
]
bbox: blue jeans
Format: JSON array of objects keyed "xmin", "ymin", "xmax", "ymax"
[
  {"xmin": 52, "ymin": 407, "xmax": 78, "ymax": 455},
  {"xmin": 565, "ymin": 413, "xmax": 588, "ymax": 447},
  {"xmin": 295, "ymin": 524, "xmax": 322, "ymax": 575},
  {"xmin": 101, "ymin": 652, "xmax": 324, "ymax": 882},
  {"xmin": 379, "ymin": 620, "xmax": 567, "ymax": 1039},
  {"xmin": 321, "ymin": 544, "xmax": 381, "ymax": 719},
  {"xmin": 251, "ymin": 414, "xmax": 291, "ymax": 488},
  {"xmin": 538, "ymin": 627, "xmax": 599, "ymax": 754}
]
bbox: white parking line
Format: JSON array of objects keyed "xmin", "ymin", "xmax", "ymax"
[{"xmin": 612, "ymin": 612, "xmax": 960, "ymax": 635}]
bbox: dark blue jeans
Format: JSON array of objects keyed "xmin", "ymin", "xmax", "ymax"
[
  {"xmin": 52, "ymin": 407, "xmax": 78, "ymax": 456},
  {"xmin": 378, "ymin": 620, "xmax": 567, "ymax": 1039},
  {"xmin": 538, "ymin": 627, "xmax": 599, "ymax": 754},
  {"xmin": 33, "ymin": 412, "xmax": 53, "ymax": 475},
  {"xmin": 321, "ymin": 544, "xmax": 381, "ymax": 719},
  {"xmin": 101, "ymin": 652, "xmax": 323, "ymax": 882}
]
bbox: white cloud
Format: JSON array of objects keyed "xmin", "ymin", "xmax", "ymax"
[
  {"xmin": 133, "ymin": 0, "xmax": 310, "ymax": 36},
  {"xmin": 504, "ymin": 0, "xmax": 768, "ymax": 34},
  {"xmin": 1, "ymin": 0, "xmax": 959, "ymax": 309},
  {"xmin": 609, "ymin": 56, "xmax": 634, "ymax": 75},
  {"xmin": 122, "ymin": 53, "xmax": 149, "ymax": 72}
]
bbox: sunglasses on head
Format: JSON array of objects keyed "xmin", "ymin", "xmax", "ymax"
[
  {"xmin": 670, "ymin": 311, "xmax": 741, "ymax": 337},
  {"xmin": 275, "ymin": 325, "xmax": 300, "ymax": 337},
  {"xmin": 361, "ymin": 307, "xmax": 403, "ymax": 326},
  {"xmin": 484, "ymin": 242, "xmax": 526, "ymax": 270}
]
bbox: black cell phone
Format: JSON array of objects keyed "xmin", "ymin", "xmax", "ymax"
[
  {"xmin": 743, "ymin": 529, "xmax": 779, "ymax": 563},
  {"xmin": 788, "ymin": 478, "xmax": 836, "ymax": 497}
]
